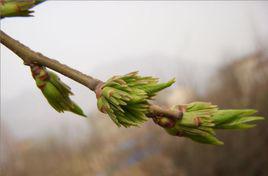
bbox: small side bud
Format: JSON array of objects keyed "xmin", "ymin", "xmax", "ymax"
[{"xmin": 30, "ymin": 64, "xmax": 86, "ymax": 117}]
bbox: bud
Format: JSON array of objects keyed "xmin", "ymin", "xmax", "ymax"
[
  {"xmin": 0, "ymin": 0, "xmax": 45, "ymax": 18},
  {"xmin": 153, "ymin": 117, "xmax": 176, "ymax": 128},
  {"xmin": 96, "ymin": 71, "xmax": 175, "ymax": 127},
  {"xmin": 30, "ymin": 64, "xmax": 86, "ymax": 117},
  {"xmin": 153, "ymin": 102, "xmax": 264, "ymax": 145}
]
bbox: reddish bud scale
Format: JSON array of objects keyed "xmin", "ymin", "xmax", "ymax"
[
  {"xmin": 95, "ymin": 83, "xmax": 104, "ymax": 99},
  {"xmin": 153, "ymin": 117, "xmax": 176, "ymax": 128},
  {"xmin": 100, "ymin": 105, "xmax": 107, "ymax": 113},
  {"xmin": 109, "ymin": 90, "xmax": 114, "ymax": 97},
  {"xmin": 30, "ymin": 64, "xmax": 49, "ymax": 80},
  {"xmin": 37, "ymin": 82, "xmax": 46, "ymax": 90},
  {"xmin": 194, "ymin": 117, "xmax": 202, "ymax": 127},
  {"xmin": 30, "ymin": 64, "xmax": 49, "ymax": 90},
  {"xmin": 30, "ymin": 64, "xmax": 42, "ymax": 77},
  {"xmin": 39, "ymin": 72, "xmax": 49, "ymax": 81}
]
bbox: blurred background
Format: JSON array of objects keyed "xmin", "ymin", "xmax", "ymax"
[{"xmin": 1, "ymin": 1, "xmax": 268, "ymax": 176}]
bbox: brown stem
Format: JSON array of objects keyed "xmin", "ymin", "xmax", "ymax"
[
  {"xmin": 0, "ymin": 30, "xmax": 183, "ymax": 120},
  {"xmin": 148, "ymin": 104, "xmax": 183, "ymax": 119},
  {"xmin": 0, "ymin": 30, "xmax": 102, "ymax": 91}
]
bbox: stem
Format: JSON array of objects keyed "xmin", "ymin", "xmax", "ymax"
[
  {"xmin": 0, "ymin": 30, "xmax": 102, "ymax": 91},
  {"xmin": 147, "ymin": 104, "xmax": 183, "ymax": 119},
  {"xmin": 0, "ymin": 30, "xmax": 183, "ymax": 120}
]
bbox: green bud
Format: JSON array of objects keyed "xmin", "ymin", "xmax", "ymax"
[
  {"xmin": 96, "ymin": 71, "xmax": 175, "ymax": 127},
  {"xmin": 153, "ymin": 102, "xmax": 264, "ymax": 145},
  {"xmin": 0, "ymin": 0, "xmax": 45, "ymax": 18},
  {"xmin": 30, "ymin": 64, "xmax": 86, "ymax": 117}
]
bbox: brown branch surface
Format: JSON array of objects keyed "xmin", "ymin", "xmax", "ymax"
[
  {"xmin": 0, "ymin": 30, "xmax": 183, "ymax": 120},
  {"xmin": 147, "ymin": 104, "xmax": 183, "ymax": 119}
]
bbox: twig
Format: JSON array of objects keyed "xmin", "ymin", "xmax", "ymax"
[
  {"xmin": 0, "ymin": 30, "xmax": 102, "ymax": 91},
  {"xmin": 0, "ymin": 30, "xmax": 183, "ymax": 120},
  {"xmin": 147, "ymin": 104, "xmax": 183, "ymax": 119}
]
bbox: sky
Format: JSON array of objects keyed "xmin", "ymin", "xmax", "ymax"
[{"xmin": 1, "ymin": 1, "xmax": 268, "ymax": 140}]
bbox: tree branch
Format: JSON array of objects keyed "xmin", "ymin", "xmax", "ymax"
[
  {"xmin": 0, "ymin": 30, "xmax": 102, "ymax": 91},
  {"xmin": 0, "ymin": 29, "xmax": 183, "ymax": 120},
  {"xmin": 147, "ymin": 104, "xmax": 183, "ymax": 119}
]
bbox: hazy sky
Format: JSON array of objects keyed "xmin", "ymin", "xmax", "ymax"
[{"xmin": 1, "ymin": 1, "xmax": 268, "ymax": 139}]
